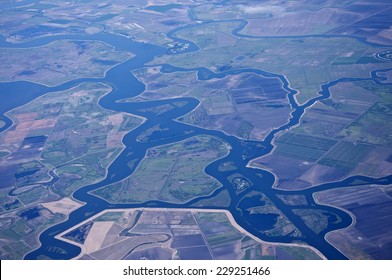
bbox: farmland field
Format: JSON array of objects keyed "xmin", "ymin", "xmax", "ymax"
[
  {"xmin": 56, "ymin": 208, "xmax": 323, "ymax": 260},
  {"xmin": 0, "ymin": 0, "xmax": 391, "ymax": 261}
]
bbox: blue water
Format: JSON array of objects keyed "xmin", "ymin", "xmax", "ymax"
[{"xmin": 0, "ymin": 26, "xmax": 391, "ymax": 260}]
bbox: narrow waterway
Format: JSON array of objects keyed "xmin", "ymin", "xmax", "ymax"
[{"xmin": 0, "ymin": 24, "xmax": 391, "ymax": 260}]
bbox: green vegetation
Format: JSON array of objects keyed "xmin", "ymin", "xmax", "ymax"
[
  {"xmin": 92, "ymin": 135, "xmax": 229, "ymax": 204},
  {"xmin": 277, "ymin": 194, "xmax": 308, "ymax": 206},
  {"xmin": 292, "ymin": 103, "xmax": 356, "ymax": 138},
  {"xmin": 205, "ymin": 229, "xmax": 244, "ymax": 248},
  {"xmin": 0, "ymin": 82, "xmax": 141, "ymax": 196},
  {"xmin": 241, "ymin": 236, "xmax": 265, "ymax": 259},
  {"xmin": 54, "ymin": 208, "xmax": 322, "ymax": 260},
  {"xmin": 17, "ymin": 186, "xmax": 54, "ymax": 205},
  {"xmin": 218, "ymin": 161, "xmax": 238, "ymax": 172},
  {"xmin": 132, "ymin": 68, "xmax": 291, "ymax": 140},
  {"xmin": 53, "ymin": 149, "xmax": 122, "ymax": 196},
  {"xmin": 275, "ymin": 132, "xmax": 336, "ymax": 162},
  {"xmin": 227, "ymin": 173, "xmax": 252, "ymax": 193},
  {"xmin": 0, "ymin": 0, "xmax": 390, "ymax": 260},
  {"xmin": 238, "ymin": 192, "xmax": 301, "ymax": 237},
  {"xmin": 0, "ymin": 40, "xmax": 132, "ymax": 86},
  {"xmin": 136, "ymin": 123, "xmax": 193, "ymax": 143},
  {"xmin": 93, "ymin": 211, "xmax": 124, "ymax": 222},
  {"xmin": 151, "ymin": 21, "xmax": 390, "ymax": 104},
  {"xmin": 275, "ymin": 245, "xmax": 322, "ymax": 260},
  {"xmin": 293, "ymin": 209, "xmax": 341, "ymax": 235},
  {"xmin": 336, "ymin": 81, "xmax": 392, "ymax": 146},
  {"xmin": 0, "ymin": 219, "xmax": 27, "ymax": 240},
  {"xmin": 265, "ymin": 214, "xmax": 302, "ymax": 238},
  {"xmin": 0, "ymin": 241, "xmax": 31, "ymax": 260},
  {"xmin": 14, "ymin": 161, "xmax": 50, "ymax": 188},
  {"xmin": 11, "ymin": 185, "xmax": 39, "ymax": 196},
  {"xmin": 63, "ymin": 221, "xmax": 93, "ymax": 244},
  {"xmin": 3, "ymin": 198, "xmax": 23, "ymax": 211},
  {"xmin": 0, "ymin": 82, "xmax": 143, "ymax": 258},
  {"xmin": 195, "ymin": 212, "xmax": 244, "ymax": 247},
  {"xmin": 332, "ymin": 56, "xmax": 383, "ymax": 65},
  {"xmin": 0, "ymin": 207, "xmax": 64, "ymax": 259},
  {"xmin": 255, "ymin": 79, "xmax": 391, "ymax": 189},
  {"xmin": 191, "ymin": 189, "xmax": 232, "ymax": 208},
  {"xmin": 319, "ymin": 141, "xmax": 372, "ymax": 170},
  {"xmin": 138, "ymin": 103, "xmax": 177, "ymax": 115}
]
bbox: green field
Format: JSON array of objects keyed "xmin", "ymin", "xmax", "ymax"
[
  {"xmin": 254, "ymin": 78, "xmax": 392, "ymax": 190},
  {"xmin": 190, "ymin": 189, "xmax": 232, "ymax": 208},
  {"xmin": 293, "ymin": 209, "xmax": 341, "ymax": 235},
  {"xmin": 277, "ymin": 194, "xmax": 308, "ymax": 206},
  {"xmin": 55, "ymin": 209, "xmax": 322, "ymax": 260},
  {"xmin": 0, "ymin": 82, "xmax": 142, "ymax": 196},
  {"xmin": 0, "ymin": 82, "xmax": 144, "ymax": 259},
  {"xmin": 151, "ymin": 21, "xmax": 390, "ymax": 104},
  {"xmin": 318, "ymin": 141, "xmax": 372, "ymax": 170},
  {"xmin": 0, "ymin": 0, "xmax": 391, "ymax": 261},
  {"xmin": 275, "ymin": 132, "xmax": 337, "ymax": 162},
  {"xmin": 0, "ymin": 207, "xmax": 64, "ymax": 259},
  {"xmin": 92, "ymin": 135, "xmax": 229, "ymax": 204},
  {"xmin": 131, "ymin": 68, "xmax": 291, "ymax": 140}
]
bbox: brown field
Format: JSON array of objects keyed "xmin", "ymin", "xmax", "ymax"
[{"xmin": 57, "ymin": 208, "xmax": 324, "ymax": 260}]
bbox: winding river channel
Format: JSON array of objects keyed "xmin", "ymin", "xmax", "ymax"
[{"xmin": 1, "ymin": 21, "xmax": 391, "ymax": 260}]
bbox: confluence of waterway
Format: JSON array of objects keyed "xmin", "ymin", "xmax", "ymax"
[{"xmin": 0, "ymin": 21, "xmax": 391, "ymax": 260}]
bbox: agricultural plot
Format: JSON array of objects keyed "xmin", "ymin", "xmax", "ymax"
[
  {"xmin": 190, "ymin": 189, "xmax": 232, "ymax": 208},
  {"xmin": 0, "ymin": 83, "xmax": 142, "ymax": 259},
  {"xmin": 337, "ymin": 81, "xmax": 392, "ymax": 146},
  {"xmin": 254, "ymin": 80, "xmax": 392, "ymax": 190},
  {"xmin": 314, "ymin": 185, "xmax": 392, "ymax": 259},
  {"xmin": 132, "ymin": 67, "xmax": 291, "ymax": 140},
  {"xmin": 330, "ymin": 3, "xmax": 392, "ymax": 45},
  {"xmin": 0, "ymin": 0, "xmax": 391, "ymax": 260},
  {"xmin": 151, "ymin": 20, "xmax": 391, "ymax": 104},
  {"xmin": 240, "ymin": 2, "xmax": 391, "ymax": 38},
  {"xmin": 0, "ymin": 40, "xmax": 132, "ymax": 86},
  {"xmin": 41, "ymin": 197, "xmax": 82, "ymax": 216},
  {"xmin": 57, "ymin": 209, "xmax": 322, "ymax": 260},
  {"xmin": 0, "ymin": 205, "xmax": 64, "ymax": 259},
  {"xmin": 92, "ymin": 135, "xmax": 228, "ymax": 204},
  {"xmin": 242, "ymin": 8, "xmax": 346, "ymax": 37},
  {"xmin": 0, "ymin": 2, "xmax": 98, "ymax": 43},
  {"xmin": 0, "ymin": 82, "xmax": 142, "ymax": 196}
]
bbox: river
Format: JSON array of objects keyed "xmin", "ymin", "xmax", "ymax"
[{"xmin": 0, "ymin": 25, "xmax": 391, "ymax": 260}]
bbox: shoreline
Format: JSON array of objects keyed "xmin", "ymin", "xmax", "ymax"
[
  {"xmin": 312, "ymin": 191, "xmax": 356, "ymax": 260},
  {"xmin": 87, "ymin": 133, "xmax": 232, "ymax": 205},
  {"xmin": 4, "ymin": 16, "xmax": 391, "ymax": 261},
  {"xmin": 56, "ymin": 207, "xmax": 326, "ymax": 260}
]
